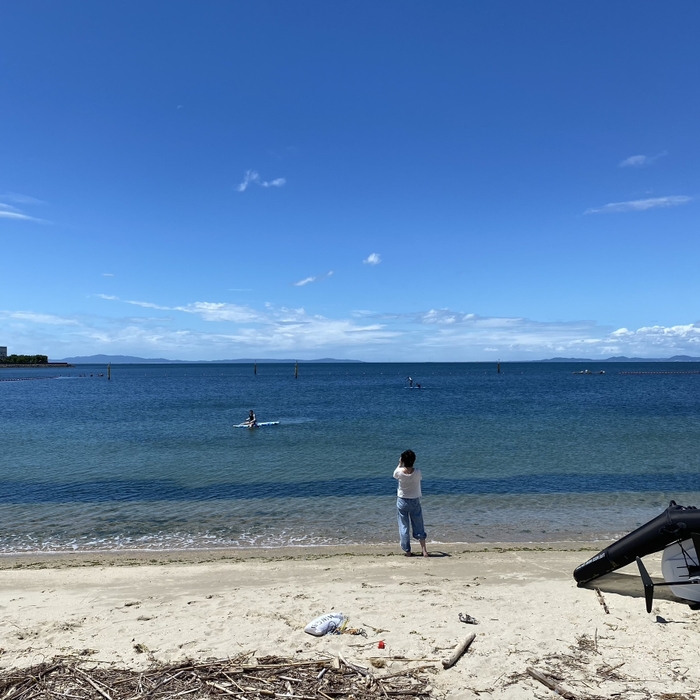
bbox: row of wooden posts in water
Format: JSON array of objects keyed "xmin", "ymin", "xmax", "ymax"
[{"xmin": 102, "ymin": 361, "xmax": 508, "ymax": 380}]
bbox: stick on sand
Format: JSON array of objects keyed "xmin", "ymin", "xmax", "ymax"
[
  {"xmin": 526, "ymin": 667, "xmax": 578, "ymax": 700},
  {"xmin": 441, "ymin": 633, "xmax": 476, "ymax": 669}
]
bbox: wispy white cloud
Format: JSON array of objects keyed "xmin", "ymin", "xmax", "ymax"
[
  {"xmin": 363, "ymin": 253, "xmax": 382, "ymax": 265},
  {"xmin": 236, "ymin": 170, "xmax": 286, "ymax": 192},
  {"xmin": 0, "ymin": 210, "xmax": 48, "ymax": 223},
  {"xmin": 1, "ymin": 310, "xmax": 80, "ymax": 326},
  {"xmin": 619, "ymin": 150, "xmax": 667, "ymax": 167},
  {"xmin": 0, "ymin": 196, "xmax": 50, "ymax": 224},
  {"xmin": 102, "ymin": 273, "xmax": 114, "ymax": 277},
  {"xmin": 11, "ymin": 296, "xmax": 700, "ymax": 361},
  {"xmin": 97, "ymin": 294, "xmax": 260, "ymax": 322},
  {"xmin": 0, "ymin": 193, "xmax": 46, "ymax": 205},
  {"xmin": 180, "ymin": 302, "xmax": 260, "ymax": 322},
  {"xmin": 293, "ymin": 271, "xmax": 334, "ymax": 287},
  {"xmin": 585, "ymin": 195, "xmax": 692, "ymax": 214},
  {"xmin": 619, "ymin": 155, "xmax": 649, "ymax": 167}
]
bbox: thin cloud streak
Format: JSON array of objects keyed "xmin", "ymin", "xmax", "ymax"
[
  {"xmin": 236, "ymin": 170, "xmax": 286, "ymax": 192},
  {"xmin": 1, "ymin": 310, "xmax": 80, "ymax": 326},
  {"xmin": 294, "ymin": 277, "xmax": 316, "ymax": 287},
  {"xmin": 0, "ymin": 193, "xmax": 46, "ymax": 205},
  {"xmin": 618, "ymin": 150, "xmax": 667, "ymax": 167},
  {"xmin": 0, "ymin": 198, "xmax": 51, "ymax": 224},
  {"xmin": 585, "ymin": 196, "xmax": 692, "ymax": 214},
  {"xmin": 293, "ymin": 271, "xmax": 334, "ymax": 287},
  {"xmin": 97, "ymin": 294, "xmax": 260, "ymax": 322},
  {"xmin": 0, "ymin": 210, "xmax": 49, "ymax": 223}
]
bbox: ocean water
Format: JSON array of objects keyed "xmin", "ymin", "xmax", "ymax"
[{"xmin": 1, "ymin": 362, "xmax": 700, "ymax": 553}]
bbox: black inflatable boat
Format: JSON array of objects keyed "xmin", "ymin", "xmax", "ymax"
[{"xmin": 574, "ymin": 501, "xmax": 700, "ymax": 585}]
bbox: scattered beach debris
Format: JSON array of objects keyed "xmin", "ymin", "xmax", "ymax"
[
  {"xmin": 498, "ymin": 633, "xmax": 700, "ymax": 700},
  {"xmin": 0, "ymin": 654, "xmax": 434, "ymax": 700},
  {"xmin": 441, "ymin": 633, "xmax": 476, "ymax": 670},
  {"xmin": 362, "ymin": 622, "xmax": 390, "ymax": 634},
  {"xmin": 595, "ymin": 587, "xmax": 610, "ymax": 614},
  {"xmin": 304, "ymin": 612, "xmax": 346, "ymax": 637},
  {"xmin": 457, "ymin": 613, "xmax": 478, "ymax": 625}
]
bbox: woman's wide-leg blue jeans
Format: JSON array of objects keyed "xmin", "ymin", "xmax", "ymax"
[{"xmin": 397, "ymin": 497, "xmax": 427, "ymax": 553}]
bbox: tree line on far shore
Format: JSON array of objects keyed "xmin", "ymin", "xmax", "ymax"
[{"xmin": 0, "ymin": 354, "xmax": 49, "ymax": 364}]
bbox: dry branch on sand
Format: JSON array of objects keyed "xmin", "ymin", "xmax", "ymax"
[{"xmin": 0, "ymin": 655, "xmax": 434, "ymax": 700}]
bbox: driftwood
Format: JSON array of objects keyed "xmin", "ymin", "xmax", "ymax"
[
  {"xmin": 337, "ymin": 653, "xmax": 372, "ymax": 678},
  {"xmin": 526, "ymin": 666, "xmax": 578, "ymax": 700},
  {"xmin": 376, "ymin": 666, "xmax": 436, "ymax": 681},
  {"xmin": 0, "ymin": 656, "xmax": 432, "ymax": 700},
  {"xmin": 441, "ymin": 633, "xmax": 476, "ymax": 670},
  {"xmin": 594, "ymin": 587, "xmax": 610, "ymax": 614}
]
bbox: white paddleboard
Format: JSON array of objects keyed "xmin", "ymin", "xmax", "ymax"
[
  {"xmin": 661, "ymin": 539, "xmax": 700, "ymax": 603},
  {"xmin": 233, "ymin": 421, "xmax": 280, "ymax": 428}
]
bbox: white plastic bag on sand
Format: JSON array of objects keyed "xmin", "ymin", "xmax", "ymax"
[{"xmin": 304, "ymin": 612, "xmax": 345, "ymax": 637}]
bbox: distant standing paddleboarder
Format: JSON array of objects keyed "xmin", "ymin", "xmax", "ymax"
[{"xmin": 393, "ymin": 449, "xmax": 429, "ymax": 557}]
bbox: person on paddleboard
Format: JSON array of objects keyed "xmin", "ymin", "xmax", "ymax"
[{"xmin": 245, "ymin": 409, "xmax": 257, "ymax": 427}]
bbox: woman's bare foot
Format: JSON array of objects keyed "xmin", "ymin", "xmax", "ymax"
[{"xmin": 404, "ymin": 551, "xmax": 413, "ymax": 557}]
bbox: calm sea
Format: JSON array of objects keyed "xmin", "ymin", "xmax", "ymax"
[{"xmin": 1, "ymin": 362, "xmax": 700, "ymax": 553}]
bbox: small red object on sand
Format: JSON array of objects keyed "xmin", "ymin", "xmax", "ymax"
[{"xmin": 378, "ymin": 641, "xmax": 385, "ymax": 649}]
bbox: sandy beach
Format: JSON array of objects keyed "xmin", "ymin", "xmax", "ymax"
[{"xmin": 0, "ymin": 544, "xmax": 697, "ymax": 699}]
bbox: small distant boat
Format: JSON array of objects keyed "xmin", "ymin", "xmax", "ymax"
[{"xmin": 233, "ymin": 421, "xmax": 280, "ymax": 429}]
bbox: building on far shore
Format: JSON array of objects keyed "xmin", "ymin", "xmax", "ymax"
[{"xmin": 0, "ymin": 346, "xmax": 7, "ymax": 360}]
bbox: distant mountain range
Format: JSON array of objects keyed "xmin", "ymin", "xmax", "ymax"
[
  {"xmin": 54, "ymin": 354, "xmax": 364, "ymax": 364},
  {"xmin": 52, "ymin": 354, "xmax": 700, "ymax": 364},
  {"xmin": 537, "ymin": 355, "xmax": 700, "ymax": 362}
]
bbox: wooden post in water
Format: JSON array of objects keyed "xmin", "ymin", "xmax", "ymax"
[
  {"xmin": 294, "ymin": 360, "xmax": 298, "ymax": 379},
  {"xmin": 497, "ymin": 360, "xmax": 501, "ymax": 374},
  {"xmin": 108, "ymin": 363, "xmax": 111, "ymax": 381},
  {"xmin": 254, "ymin": 361, "xmax": 257, "ymax": 376}
]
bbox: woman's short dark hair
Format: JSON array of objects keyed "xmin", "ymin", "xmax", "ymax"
[{"xmin": 401, "ymin": 449, "xmax": 416, "ymax": 468}]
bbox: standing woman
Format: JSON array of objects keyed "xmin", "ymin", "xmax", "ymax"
[{"xmin": 393, "ymin": 449, "xmax": 429, "ymax": 557}]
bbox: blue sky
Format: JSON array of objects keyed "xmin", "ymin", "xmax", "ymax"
[{"xmin": 2, "ymin": 1, "xmax": 699, "ymax": 361}]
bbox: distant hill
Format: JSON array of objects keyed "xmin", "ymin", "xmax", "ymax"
[
  {"xmin": 55, "ymin": 354, "xmax": 364, "ymax": 364},
  {"xmin": 539, "ymin": 355, "xmax": 700, "ymax": 362}
]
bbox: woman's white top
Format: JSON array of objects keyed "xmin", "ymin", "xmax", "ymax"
[{"xmin": 393, "ymin": 467, "xmax": 422, "ymax": 499}]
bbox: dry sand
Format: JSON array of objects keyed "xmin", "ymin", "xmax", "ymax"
[{"xmin": 0, "ymin": 544, "xmax": 697, "ymax": 699}]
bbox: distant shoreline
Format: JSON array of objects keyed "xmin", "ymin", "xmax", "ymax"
[{"xmin": 0, "ymin": 363, "xmax": 73, "ymax": 368}]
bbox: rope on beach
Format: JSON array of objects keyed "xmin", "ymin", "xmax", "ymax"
[{"xmin": 0, "ymin": 654, "xmax": 433, "ymax": 700}]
